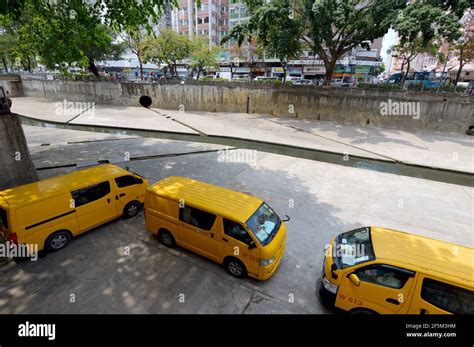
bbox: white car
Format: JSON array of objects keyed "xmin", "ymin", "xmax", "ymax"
[
  {"xmin": 292, "ymin": 78, "xmax": 314, "ymax": 86},
  {"xmin": 253, "ymin": 76, "xmax": 279, "ymax": 82}
]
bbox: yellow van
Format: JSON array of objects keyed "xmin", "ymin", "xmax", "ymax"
[
  {"xmin": 0, "ymin": 165, "xmax": 148, "ymax": 253},
  {"xmin": 318, "ymin": 226, "xmax": 474, "ymax": 314},
  {"xmin": 145, "ymin": 176, "xmax": 287, "ymax": 280}
]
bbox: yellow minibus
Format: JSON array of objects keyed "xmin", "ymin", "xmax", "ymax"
[
  {"xmin": 145, "ymin": 176, "xmax": 287, "ymax": 280},
  {"xmin": 0, "ymin": 165, "xmax": 148, "ymax": 253},
  {"xmin": 318, "ymin": 226, "xmax": 474, "ymax": 314}
]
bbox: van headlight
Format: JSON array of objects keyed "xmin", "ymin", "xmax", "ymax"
[
  {"xmin": 322, "ymin": 277, "xmax": 338, "ymax": 294},
  {"xmin": 260, "ymin": 257, "xmax": 275, "ymax": 266}
]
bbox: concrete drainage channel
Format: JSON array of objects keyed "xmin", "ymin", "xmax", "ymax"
[{"xmin": 19, "ymin": 114, "xmax": 474, "ymax": 187}]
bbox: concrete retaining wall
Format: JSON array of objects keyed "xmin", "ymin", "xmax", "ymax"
[
  {"xmin": 19, "ymin": 78, "xmax": 474, "ymax": 133},
  {"xmin": 0, "ymin": 79, "xmax": 24, "ymax": 97}
]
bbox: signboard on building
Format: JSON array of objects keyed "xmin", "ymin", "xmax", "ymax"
[
  {"xmin": 288, "ymin": 67, "xmax": 303, "ymax": 75},
  {"xmin": 233, "ymin": 67, "xmax": 250, "ymax": 73},
  {"xmin": 354, "ymin": 65, "xmax": 372, "ymax": 74},
  {"xmin": 303, "ymin": 66, "xmax": 326, "ymax": 74}
]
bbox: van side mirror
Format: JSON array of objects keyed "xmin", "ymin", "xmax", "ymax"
[
  {"xmin": 282, "ymin": 215, "xmax": 291, "ymax": 222},
  {"xmin": 349, "ymin": 273, "xmax": 360, "ymax": 286},
  {"xmin": 331, "ymin": 263, "xmax": 338, "ymax": 279},
  {"xmin": 248, "ymin": 240, "xmax": 257, "ymax": 250}
]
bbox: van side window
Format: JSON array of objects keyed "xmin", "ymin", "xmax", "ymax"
[
  {"xmin": 421, "ymin": 278, "xmax": 474, "ymax": 314},
  {"xmin": 356, "ymin": 265, "xmax": 410, "ymax": 289},
  {"xmin": 115, "ymin": 175, "xmax": 143, "ymax": 188},
  {"xmin": 179, "ymin": 206, "xmax": 216, "ymax": 230},
  {"xmin": 223, "ymin": 219, "xmax": 253, "ymax": 245},
  {"xmin": 72, "ymin": 181, "xmax": 111, "ymax": 207},
  {"xmin": 0, "ymin": 208, "xmax": 8, "ymax": 229}
]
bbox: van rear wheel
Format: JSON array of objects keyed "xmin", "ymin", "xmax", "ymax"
[
  {"xmin": 46, "ymin": 231, "xmax": 71, "ymax": 252},
  {"xmin": 224, "ymin": 258, "xmax": 247, "ymax": 279},
  {"xmin": 123, "ymin": 201, "xmax": 140, "ymax": 218},
  {"xmin": 159, "ymin": 230, "xmax": 176, "ymax": 247}
]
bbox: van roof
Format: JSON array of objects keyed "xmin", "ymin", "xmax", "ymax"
[
  {"xmin": 371, "ymin": 227, "xmax": 474, "ymax": 287},
  {"xmin": 0, "ymin": 164, "xmax": 128, "ymax": 208},
  {"xmin": 147, "ymin": 176, "xmax": 264, "ymax": 224}
]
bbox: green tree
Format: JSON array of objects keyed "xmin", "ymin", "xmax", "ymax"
[
  {"xmin": 0, "ymin": 0, "xmax": 173, "ymax": 75},
  {"xmin": 236, "ymin": 0, "xmax": 406, "ymax": 84},
  {"xmin": 452, "ymin": 9, "xmax": 474, "ymax": 85},
  {"xmin": 223, "ymin": 0, "xmax": 303, "ymax": 81},
  {"xmin": 0, "ymin": 29, "xmax": 17, "ymax": 71},
  {"xmin": 393, "ymin": 1, "xmax": 463, "ymax": 86},
  {"xmin": 120, "ymin": 29, "xmax": 147, "ymax": 80},
  {"xmin": 393, "ymin": 38, "xmax": 440, "ymax": 86},
  {"xmin": 142, "ymin": 29, "xmax": 191, "ymax": 77},
  {"xmin": 190, "ymin": 36, "xmax": 221, "ymax": 79}
]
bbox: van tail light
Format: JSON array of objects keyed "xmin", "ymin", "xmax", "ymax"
[{"xmin": 9, "ymin": 233, "xmax": 18, "ymax": 244}]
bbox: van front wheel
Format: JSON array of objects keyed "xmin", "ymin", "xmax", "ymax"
[
  {"xmin": 123, "ymin": 201, "xmax": 141, "ymax": 218},
  {"xmin": 46, "ymin": 231, "xmax": 71, "ymax": 252},
  {"xmin": 224, "ymin": 258, "xmax": 247, "ymax": 279}
]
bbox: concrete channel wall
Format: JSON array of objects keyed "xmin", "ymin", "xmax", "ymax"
[
  {"xmin": 0, "ymin": 75, "xmax": 24, "ymax": 97},
  {"xmin": 19, "ymin": 77, "xmax": 474, "ymax": 134}
]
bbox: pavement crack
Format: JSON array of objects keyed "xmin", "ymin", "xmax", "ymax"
[
  {"xmin": 242, "ymin": 291, "xmax": 256, "ymax": 314},
  {"xmin": 146, "ymin": 108, "xmax": 208, "ymax": 136}
]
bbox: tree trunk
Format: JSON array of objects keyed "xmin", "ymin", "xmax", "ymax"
[
  {"xmin": 197, "ymin": 66, "xmax": 202, "ymax": 79},
  {"xmin": 324, "ymin": 59, "xmax": 337, "ymax": 86},
  {"xmin": 2, "ymin": 57, "xmax": 9, "ymax": 73},
  {"xmin": 87, "ymin": 58, "xmax": 99, "ymax": 77},
  {"xmin": 403, "ymin": 60, "xmax": 411, "ymax": 88},
  {"xmin": 137, "ymin": 56, "xmax": 144, "ymax": 81},
  {"xmin": 454, "ymin": 61, "xmax": 464, "ymax": 85},
  {"xmin": 400, "ymin": 59, "xmax": 410, "ymax": 87}
]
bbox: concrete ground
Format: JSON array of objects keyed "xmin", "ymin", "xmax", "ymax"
[
  {"xmin": 11, "ymin": 97, "xmax": 474, "ymax": 173},
  {"xmin": 0, "ymin": 126, "xmax": 472, "ymax": 314}
]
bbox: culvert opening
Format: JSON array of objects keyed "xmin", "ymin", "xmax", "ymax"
[
  {"xmin": 467, "ymin": 126, "xmax": 474, "ymax": 136},
  {"xmin": 139, "ymin": 95, "xmax": 152, "ymax": 108}
]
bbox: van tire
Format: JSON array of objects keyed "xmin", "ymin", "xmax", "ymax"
[
  {"xmin": 45, "ymin": 231, "xmax": 71, "ymax": 252},
  {"xmin": 123, "ymin": 201, "xmax": 141, "ymax": 218},
  {"xmin": 158, "ymin": 229, "xmax": 176, "ymax": 247},
  {"xmin": 224, "ymin": 257, "xmax": 247, "ymax": 279}
]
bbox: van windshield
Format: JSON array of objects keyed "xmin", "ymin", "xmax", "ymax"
[
  {"xmin": 246, "ymin": 203, "xmax": 281, "ymax": 246},
  {"xmin": 334, "ymin": 227, "xmax": 375, "ymax": 268},
  {"xmin": 0, "ymin": 208, "xmax": 8, "ymax": 230}
]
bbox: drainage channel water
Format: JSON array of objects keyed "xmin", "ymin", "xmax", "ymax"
[{"xmin": 19, "ymin": 115, "xmax": 474, "ymax": 187}]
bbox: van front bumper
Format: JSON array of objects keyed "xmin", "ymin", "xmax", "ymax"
[
  {"xmin": 317, "ymin": 277, "xmax": 337, "ymax": 307},
  {"xmin": 257, "ymin": 241, "xmax": 286, "ymax": 280}
]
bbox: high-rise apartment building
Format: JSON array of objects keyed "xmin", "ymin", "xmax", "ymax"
[{"xmin": 170, "ymin": 0, "xmax": 229, "ymax": 46}]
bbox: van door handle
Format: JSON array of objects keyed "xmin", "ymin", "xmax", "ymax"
[
  {"xmin": 194, "ymin": 229, "xmax": 200, "ymax": 233},
  {"xmin": 222, "ymin": 237, "xmax": 228, "ymax": 242},
  {"xmin": 386, "ymin": 298, "xmax": 400, "ymax": 305},
  {"xmin": 210, "ymin": 233, "xmax": 214, "ymax": 238},
  {"xmin": 119, "ymin": 193, "xmax": 126, "ymax": 197}
]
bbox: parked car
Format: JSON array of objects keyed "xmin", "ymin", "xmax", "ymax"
[
  {"xmin": 253, "ymin": 76, "xmax": 279, "ymax": 82},
  {"xmin": 330, "ymin": 78, "xmax": 351, "ymax": 87},
  {"xmin": 0, "ymin": 165, "xmax": 149, "ymax": 253},
  {"xmin": 145, "ymin": 176, "xmax": 288, "ymax": 280},
  {"xmin": 291, "ymin": 78, "xmax": 314, "ymax": 86},
  {"xmin": 318, "ymin": 226, "xmax": 474, "ymax": 314}
]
